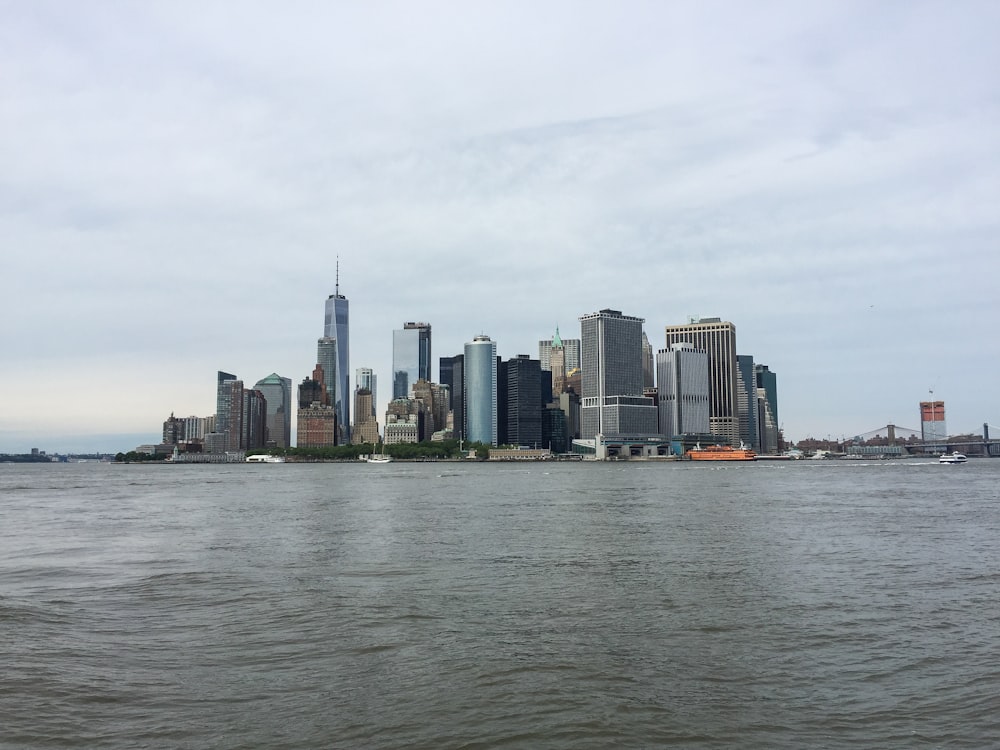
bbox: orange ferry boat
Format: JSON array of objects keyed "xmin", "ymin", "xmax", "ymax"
[{"xmin": 686, "ymin": 443, "xmax": 756, "ymax": 461}]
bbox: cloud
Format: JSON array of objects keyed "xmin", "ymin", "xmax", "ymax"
[{"xmin": 2, "ymin": 1, "xmax": 999, "ymax": 451}]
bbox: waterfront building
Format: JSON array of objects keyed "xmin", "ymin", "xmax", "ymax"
[
  {"xmin": 411, "ymin": 379, "xmax": 444, "ymax": 440},
  {"xmin": 323, "ymin": 267, "xmax": 350, "ymax": 442},
  {"xmin": 385, "ymin": 398, "xmax": 423, "ymax": 443},
  {"xmin": 182, "ymin": 415, "xmax": 208, "ymax": 441},
  {"xmin": 440, "ymin": 354, "xmax": 464, "ymax": 441},
  {"xmin": 642, "ymin": 332, "xmax": 655, "ymax": 390},
  {"xmin": 656, "ymin": 343, "xmax": 710, "ymax": 437},
  {"xmin": 579, "ymin": 309, "xmax": 657, "ymax": 440},
  {"xmin": 163, "ymin": 413, "xmax": 184, "ymax": 445},
  {"xmin": 920, "ymin": 400, "xmax": 947, "ymax": 449},
  {"xmin": 242, "ymin": 388, "xmax": 268, "ymax": 451},
  {"xmin": 254, "ymin": 373, "xmax": 292, "ymax": 448},
  {"xmin": 549, "ymin": 339, "xmax": 566, "ymax": 398},
  {"xmin": 539, "ymin": 331, "xmax": 580, "ymax": 374},
  {"xmin": 297, "ymin": 366, "xmax": 336, "ymax": 447},
  {"xmin": 352, "ymin": 388, "xmax": 380, "ymax": 444},
  {"xmin": 316, "ymin": 338, "xmax": 338, "ymax": 430},
  {"xmin": 464, "ymin": 335, "xmax": 498, "ymax": 446},
  {"xmin": 664, "ymin": 317, "xmax": 739, "ymax": 445},
  {"xmin": 299, "ymin": 365, "xmax": 328, "ymax": 408},
  {"xmin": 736, "ymin": 354, "xmax": 759, "ymax": 450},
  {"xmin": 356, "ymin": 368, "xmax": 377, "ymax": 416},
  {"xmin": 559, "ymin": 390, "xmax": 581, "ymax": 440},
  {"xmin": 384, "ymin": 413, "xmax": 420, "ymax": 444},
  {"xmin": 500, "ymin": 355, "xmax": 543, "ymax": 448},
  {"xmin": 754, "ymin": 364, "xmax": 780, "ymax": 454},
  {"xmin": 392, "ymin": 322, "xmax": 432, "ymax": 399},
  {"xmin": 213, "ymin": 371, "xmax": 243, "ymax": 452},
  {"xmin": 296, "ymin": 403, "xmax": 337, "ymax": 447},
  {"xmin": 542, "ymin": 403, "xmax": 569, "ymax": 453}
]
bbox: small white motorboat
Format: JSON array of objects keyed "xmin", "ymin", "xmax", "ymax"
[{"xmin": 939, "ymin": 451, "xmax": 968, "ymax": 464}]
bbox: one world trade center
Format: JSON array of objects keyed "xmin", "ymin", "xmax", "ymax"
[{"xmin": 323, "ymin": 266, "xmax": 350, "ymax": 443}]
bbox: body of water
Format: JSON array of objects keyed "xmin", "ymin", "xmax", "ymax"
[{"xmin": 2, "ymin": 459, "xmax": 998, "ymax": 748}]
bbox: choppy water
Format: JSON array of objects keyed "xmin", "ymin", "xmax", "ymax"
[{"xmin": 1, "ymin": 459, "xmax": 999, "ymax": 749}]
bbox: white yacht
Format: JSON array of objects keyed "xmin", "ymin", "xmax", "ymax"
[
  {"xmin": 939, "ymin": 451, "xmax": 968, "ymax": 464},
  {"xmin": 246, "ymin": 454, "xmax": 286, "ymax": 463}
]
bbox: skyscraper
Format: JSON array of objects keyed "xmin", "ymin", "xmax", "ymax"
[
  {"xmin": 323, "ymin": 265, "xmax": 350, "ymax": 443},
  {"xmin": 356, "ymin": 367, "xmax": 376, "ymax": 416},
  {"xmin": 920, "ymin": 399, "xmax": 946, "ymax": 447},
  {"xmin": 464, "ymin": 335, "xmax": 498, "ymax": 446},
  {"xmin": 215, "ymin": 371, "xmax": 243, "ymax": 451},
  {"xmin": 242, "ymin": 388, "xmax": 268, "ymax": 450},
  {"xmin": 736, "ymin": 354, "xmax": 759, "ymax": 450},
  {"xmin": 579, "ymin": 309, "xmax": 657, "ymax": 439},
  {"xmin": 664, "ymin": 317, "xmax": 738, "ymax": 445},
  {"xmin": 656, "ymin": 343, "xmax": 710, "ymax": 437},
  {"xmin": 392, "ymin": 322, "xmax": 432, "ymax": 399},
  {"xmin": 316, "ymin": 337, "xmax": 338, "ymax": 430},
  {"xmin": 539, "ymin": 330, "xmax": 580, "ymax": 374},
  {"xmin": 253, "ymin": 373, "xmax": 292, "ymax": 448},
  {"xmin": 352, "ymin": 388, "xmax": 380, "ymax": 444},
  {"xmin": 440, "ymin": 354, "xmax": 464, "ymax": 441},
  {"xmin": 641, "ymin": 331, "xmax": 655, "ymax": 390},
  {"xmin": 500, "ymin": 355, "xmax": 543, "ymax": 448},
  {"xmin": 754, "ymin": 364, "xmax": 779, "ymax": 454}
]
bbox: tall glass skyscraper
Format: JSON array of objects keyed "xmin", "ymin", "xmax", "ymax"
[
  {"xmin": 392, "ymin": 322, "xmax": 432, "ymax": 399},
  {"xmin": 464, "ymin": 335, "xmax": 497, "ymax": 446},
  {"xmin": 323, "ymin": 270, "xmax": 350, "ymax": 442},
  {"xmin": 439, "ymin": 354, "xmax": 464, "ymax": 441},
  {"xmin": 316, "ymin": 337, "xmax": 338, "ymax": 425},
  {"xmin": 253, "ymin": 373, "xmax": 292, "ymax": 448}
]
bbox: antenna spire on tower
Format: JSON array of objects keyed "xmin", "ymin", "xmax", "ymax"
[{"xmin": 335, "ymin": 257, "xmax": 340, "ymax": 297}]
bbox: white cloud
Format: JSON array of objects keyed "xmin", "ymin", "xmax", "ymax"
[{"xmin": 2, "ymin": 0, "xmax": 999, "ymax": 451}]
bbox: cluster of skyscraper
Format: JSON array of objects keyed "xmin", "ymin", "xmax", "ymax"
[{"xmin": 157, "ymin": 276, "xmax": 780, "ymax": 458}]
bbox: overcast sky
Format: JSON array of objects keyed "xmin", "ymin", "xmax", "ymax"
[{"xmin": 2, "ymin": 1, "xmax": 998, "ymax": 453}]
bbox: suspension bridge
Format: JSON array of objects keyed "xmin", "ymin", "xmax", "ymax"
[{"xmin": 842, "ymin": 423, "xmax": 1000, "ymax": 457}]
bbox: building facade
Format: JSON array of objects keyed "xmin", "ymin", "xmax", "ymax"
[
  {"xmin": 664, "ymin": 317, "xmax": 739, "ymax": 445},
  {"xmin": 253, "ymin": 373, "xmax": 292, "ymax": 448},
  {"xmin": 500, "ymin": 355, "xmax": 543, "ymax": 448},
  {"xmin": 579, "ymin": 309, "xmax": 657, "ymax": 439},
  {"xmin": 440, "ymin": 354, "xmax": 464, "ymax": 441},
  {"xmin": 356, "ymin": 367, "xmax": 377, "ymax": 416},
  {"xmin": 214, "ymin": 371, "xmax": 243, "ymax": 451},
  {"xmin": 464, "ymin": 335, "xmax": 498, "ymax": 445},
  {"xmin": 920, "ymin": 400, "xmax": 946, "ymax": 446},
  {"xmin": 656, "ymin": 344, "xmax": 710, "ymax": 438},
  {"xmin": 641, "ymin": 331, "xmax": 655, "ymax": 390},
  {"xmin": 352, "ymin": 388, "xmax": 380, "ymax": 444},
  {"xmin": 539, "ymin": 331, "xmax": 580, "ymax": 374},
  {"xmin": 323, "ymin": 274, "xmax": 350, "ymax": 443},
  {"xmin": 754, "ymin": 364, "xmax": 779, "ymax": 454},
  {"xmin": 736, "ymin": 354, "xmax": 759, "ymax": 450},
  {"xmin": 392, "ymin": 322, "xmax": 432, "ymax": 399}
]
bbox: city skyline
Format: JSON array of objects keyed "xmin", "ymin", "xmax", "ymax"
[{"xmin": 3, "ymin": 3, "xmax": 998, "ymax": 453}]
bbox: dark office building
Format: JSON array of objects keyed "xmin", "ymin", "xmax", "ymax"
[
  {"xmin": 499, "ymin": 355, "xmax": 543, "ymax": 448},
  {"xmin": 440, "ymin": 354, "xmax": 464, "ymax": 441}
]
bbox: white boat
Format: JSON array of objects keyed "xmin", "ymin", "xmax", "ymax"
[
  {"xmin": 246, "ymin": 454, "xmax": 286, "ymax": 463},
  {"xmin": 939, "ymin": 451, "xmax": 967, "ymax": 464},
  {"xmin": 366, "ymin": 454, "xmax": 392, "ymax": 464}
]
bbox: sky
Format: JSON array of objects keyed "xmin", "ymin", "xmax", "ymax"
[{"xmin": 2, "ymin": 1, "xmax": 999, "ymax": 453}]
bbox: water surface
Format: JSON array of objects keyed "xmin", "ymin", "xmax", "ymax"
[{"xmin": 2, "ymin": 460, "xmax": 998, "ymax": 748}]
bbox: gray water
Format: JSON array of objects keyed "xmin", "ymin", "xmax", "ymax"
[{"xmin": 2, "ymin": 459, "xmax": 999, "ymax": 749}]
